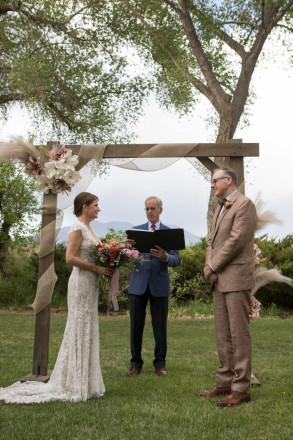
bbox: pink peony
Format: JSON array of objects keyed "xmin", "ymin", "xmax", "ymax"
[
  {"xmin": 50, "ymin": 178, "xmax": 72, "ymax": 194},
  {"xmin": 249, "ymin": 296, "xmax": 261, "ymax": 322},
  {"xmin": 25, "ymin": 156, "xmax": 45, "ymax": 178},
  {"xmin": 49, "ymin": 146, "xmax": 71, "ymax": 161}
]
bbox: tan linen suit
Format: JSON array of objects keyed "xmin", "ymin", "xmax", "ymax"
[{"xmin": 206, "ymin": 191, "xmax": 257, "ymax": 393}]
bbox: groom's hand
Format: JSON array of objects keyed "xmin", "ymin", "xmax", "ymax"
[{"xmin": 204, "ymin": 264, "xmax": 218, "ymax": 281}]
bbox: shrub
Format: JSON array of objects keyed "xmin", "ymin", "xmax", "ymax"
[
  {"xmin": 254, "ymin": 234, "xmax": 293, "ymax": 308},
  {"xmin": 169, "ymin": 238, "xmax": 212, "ymax": 303},
  {"xmin": 0, "ymin": 247, "xmax": 38, "ymax": 307}
]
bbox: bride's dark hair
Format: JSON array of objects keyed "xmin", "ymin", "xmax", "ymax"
[{"xmin": 74, "ymin": 192, "xmax": 98, "ymax": 217}]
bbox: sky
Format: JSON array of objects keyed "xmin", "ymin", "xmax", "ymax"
[{"xmin": 0, "ymin": 61, "xmax": 292, "ymax": 240}]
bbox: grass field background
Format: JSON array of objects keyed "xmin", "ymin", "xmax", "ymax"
[{"xmin": 1, "ymin": 310, "xmax": 293, "ymax": 440}]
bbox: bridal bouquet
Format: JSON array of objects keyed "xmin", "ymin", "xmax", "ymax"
[
  {"xmin": 91, "ymin": 234, "xmax": 144, "ymax": 316},
  {"xmin": 91, "ymin": 236, "xmax": 141, "ymax": 291}
]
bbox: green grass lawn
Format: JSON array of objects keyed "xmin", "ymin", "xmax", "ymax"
[{"xmin": 0, "ymin": 310, "xmax": 293, "ymax": 440}]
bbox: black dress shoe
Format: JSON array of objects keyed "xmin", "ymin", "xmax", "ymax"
[{"xmin": 127, "ymin": 366, "xmax": 142, "ymax": 376}]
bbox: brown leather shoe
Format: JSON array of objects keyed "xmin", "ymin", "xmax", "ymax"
[
  {"xmin": 217, "ymin": 391, "xmax": 251, "ymax": 406},
  {"xmin": 199, "ymin": 385, "xmax": 231, "ymax": 397},
  {"xmin": 155, "ymin": 367, "xmax": 167, "ymax": 376},
  {"xmin": 127, "ymin": 366, "xmax": 142, "ymax": 376}
]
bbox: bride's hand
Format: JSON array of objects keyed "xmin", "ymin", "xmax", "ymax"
[{"xmin": 96, "ymin": 266, "xmax": 114, "ymax": 277}]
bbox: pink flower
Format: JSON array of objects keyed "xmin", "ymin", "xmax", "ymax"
[
  {"xmin": 130, "ymin": 250, "xmax": 139, "ymax": 260},
  {"xmin": 25, "ymin": 156, "xmax": 45, "ymax": 178},
  {"xmin": 49, "ymin": 146, "xmax": 71, "ymax": 161},
  {"xmin": 50, "ymin": 178, "xmax": 72, "ymax": 194},
  {"xmin": 254, "ymin": 244, "xmax": 261, "ymax": 264},
  {"xmin": 249, "ymin": 296, "xmax": 261, "ymax": 322}
]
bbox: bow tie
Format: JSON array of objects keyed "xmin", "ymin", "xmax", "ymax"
[{"xmin": 219, "ymin": 198, "xmax": 228, "ymax": 207}]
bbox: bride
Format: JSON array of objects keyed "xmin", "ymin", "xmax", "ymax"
[{"xmin": 0, "ymin": 192, "xmax": 113, "ymax": 404}]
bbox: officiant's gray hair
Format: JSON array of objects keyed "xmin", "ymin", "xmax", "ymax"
[{"xmin": 145, "ymin": 196, "xmax": 162, "ymax": 208}]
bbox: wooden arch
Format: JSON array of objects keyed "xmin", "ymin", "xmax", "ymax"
[{"xmin": 20, "ymin": 140, "xmax": 259, "ymax": 382}]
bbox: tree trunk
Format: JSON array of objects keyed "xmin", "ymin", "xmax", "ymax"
[{"xmin": 0, "ymin": 222, "xmax": 11, "ymax": 278}]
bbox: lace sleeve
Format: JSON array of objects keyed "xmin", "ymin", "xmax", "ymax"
[{"xmin": 69, "ymin": 221, "xmax": 86, "ymax": 237}]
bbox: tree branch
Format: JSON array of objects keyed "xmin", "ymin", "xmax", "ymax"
[
  {"xmin": 218, "ymin": 20, "xmax": 259, "ymax": 29},
  {"xmin": 276, "ymin": 23, "xmax": 293, "ymax": 32},
  {"xmin": 274, "ymin": 0, "xmax": 293, "ymax": 26},
  {"xmin": 185, "ymin": 1, "xmax": 248, "ymax": 59},
  {"xmin": 0, "ymin": 93, "xmax": 24, "ymax": 105},
  {"xmin": 176, "ymin": 0, "xmax": 231, "ymax": 110},
  {"xmin": 47, "ymin": 100, "xmax": 74, "ymax": 130},
  {"xmin": 121, "ymin": 0, "xmax": 211, "ymax": 100}
]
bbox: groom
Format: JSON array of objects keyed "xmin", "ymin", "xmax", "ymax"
[
  {"xmin": 127, "ymin": 196, "xmax": 180, "ymax": 376},
  {"xmin": 201, "ymin": 167, "xmax": 257, "ymax": 406}
]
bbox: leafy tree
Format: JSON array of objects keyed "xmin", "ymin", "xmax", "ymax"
[
  {"xmin": 0, "ymin": 0, "xmax": 148, "ymax": 143},
  {"xmin": 112, "ymin": 0, "xmax": 293, "ymax": 140},
  {"xmin": 0, "ymin": 161, "xmax": 40, "ymax": 276},
  {"xmin": 109, "ymin": 0, "xmax": 293, "ymax": 223}
]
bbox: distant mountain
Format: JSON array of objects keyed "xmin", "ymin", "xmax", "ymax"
[{"xmin": 57, "ymin": 220, "xmax": 200, "ymax": 246}]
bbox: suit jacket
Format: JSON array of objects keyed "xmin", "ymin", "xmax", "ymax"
[
  {"xmin": 206, "ymin": 192, "xmax": 257, "ymax": 292},
  {"xmin": 128, "ymin": 222, "xmax": 180, "ymax": 297}
]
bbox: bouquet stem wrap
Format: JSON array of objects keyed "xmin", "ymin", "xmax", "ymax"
[{"xmin": 107, "ymin": 268, "xmax": 120, "ymax": 318}]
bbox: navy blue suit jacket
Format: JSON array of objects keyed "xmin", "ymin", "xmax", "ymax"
[{"xmin": 128, "ymin": 222, "xmax": 180, "ymax": 297}]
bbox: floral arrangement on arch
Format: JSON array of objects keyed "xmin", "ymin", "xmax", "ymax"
[
  {"xmin": 0, "ymin": 138, "xmax": 81, "ymax": 194},
  {"xmin": 26, "ymin": 145, "xmax": 80, "ymax": 194}
]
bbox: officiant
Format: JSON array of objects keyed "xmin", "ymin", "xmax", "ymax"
[{"xmin": 126, "ymin": 196, "xmax": 181, "ymax": 377}]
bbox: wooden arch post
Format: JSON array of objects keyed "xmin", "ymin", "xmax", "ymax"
[{"xmin": 21, "ymin": 140, "xmax": 259, "ymax": 382}]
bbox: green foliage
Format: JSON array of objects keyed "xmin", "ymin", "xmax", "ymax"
[
  {"xmin": 254, "ymin": 234, "xmax": 293, "ymax": 308},
  {"xmin": 0, "ymin": 162, "xmax": 40, "ymax": 239},
  {"xmin": 111, "ymin": 0, "xmax": 293, "ymax": 140},
  {"xmin": 0, "ymin": 1, "xmax": 148, "ymax": 143},
  {"xmin": 0, "ymin": 247, "xmax": 38, "ymax": 307},
  {"xmin": 169, "ymin": 238, "xmax": 212, "ymax": 303},
  {"xmin": 1, "ymin": 233, "xmax": 293, "ymax": 312},
  {"xmin": 0, "ymin": 161, "xmax": 40, "ymax": 275}
]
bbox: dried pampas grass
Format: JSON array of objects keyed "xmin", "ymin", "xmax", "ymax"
[
  {"xmin": 252, "ymin": 266, "xmax": 293, "ymax": 296},
  {"xmin": 0, "ymin": 137, "xmax": 38, "ymax": 163},
  {"xmin": 254, "ymin": 193, "xmax": 281, "ymax": 232}
]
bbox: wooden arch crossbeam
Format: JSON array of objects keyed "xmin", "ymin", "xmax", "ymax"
[{"xmin": 20, "ymin": 140, "xmax": 259, "ymax": 382}]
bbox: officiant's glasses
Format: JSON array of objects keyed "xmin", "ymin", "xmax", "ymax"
[{"xmin": 144, "ymin": 207, "xmax": 157, "ymax": 211}]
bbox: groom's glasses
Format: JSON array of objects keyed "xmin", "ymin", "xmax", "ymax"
[
  {"xmin": 211, "ymin": 176, "xmax": 229, "ymax": 185},
  {"xmin": 144, "ymin": 207, "xmax": 157, "ymax": 211}
]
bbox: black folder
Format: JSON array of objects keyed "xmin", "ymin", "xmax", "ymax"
[{"xmin": 126, "ymin": 228, "xmax": 185, "ymax": 253}]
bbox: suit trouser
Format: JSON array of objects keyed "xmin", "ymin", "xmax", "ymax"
[
  {"xmin": 213, "ymin": 284, "xmax": 252, "ymax": 393},
  {"xmin": 129, "ymin": 286, "xmax": 168, "ymax": 369}
]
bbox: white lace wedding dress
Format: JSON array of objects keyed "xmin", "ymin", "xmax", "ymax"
[{"xmin": 0, "ymin": 221, "xmax": 105, "ymax": 404}]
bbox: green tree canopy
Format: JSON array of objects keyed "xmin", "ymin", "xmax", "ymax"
[
  {"xmin": 0, "ymin": 161, "xmax": 40, "ymax": 276},
  {"xmin": 110, "ymin": 0, "xmax": 293, "ymax": 142},
  {"xmin": 0, "ymin": 0, "xmax": 148, "ymax": 143}
]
